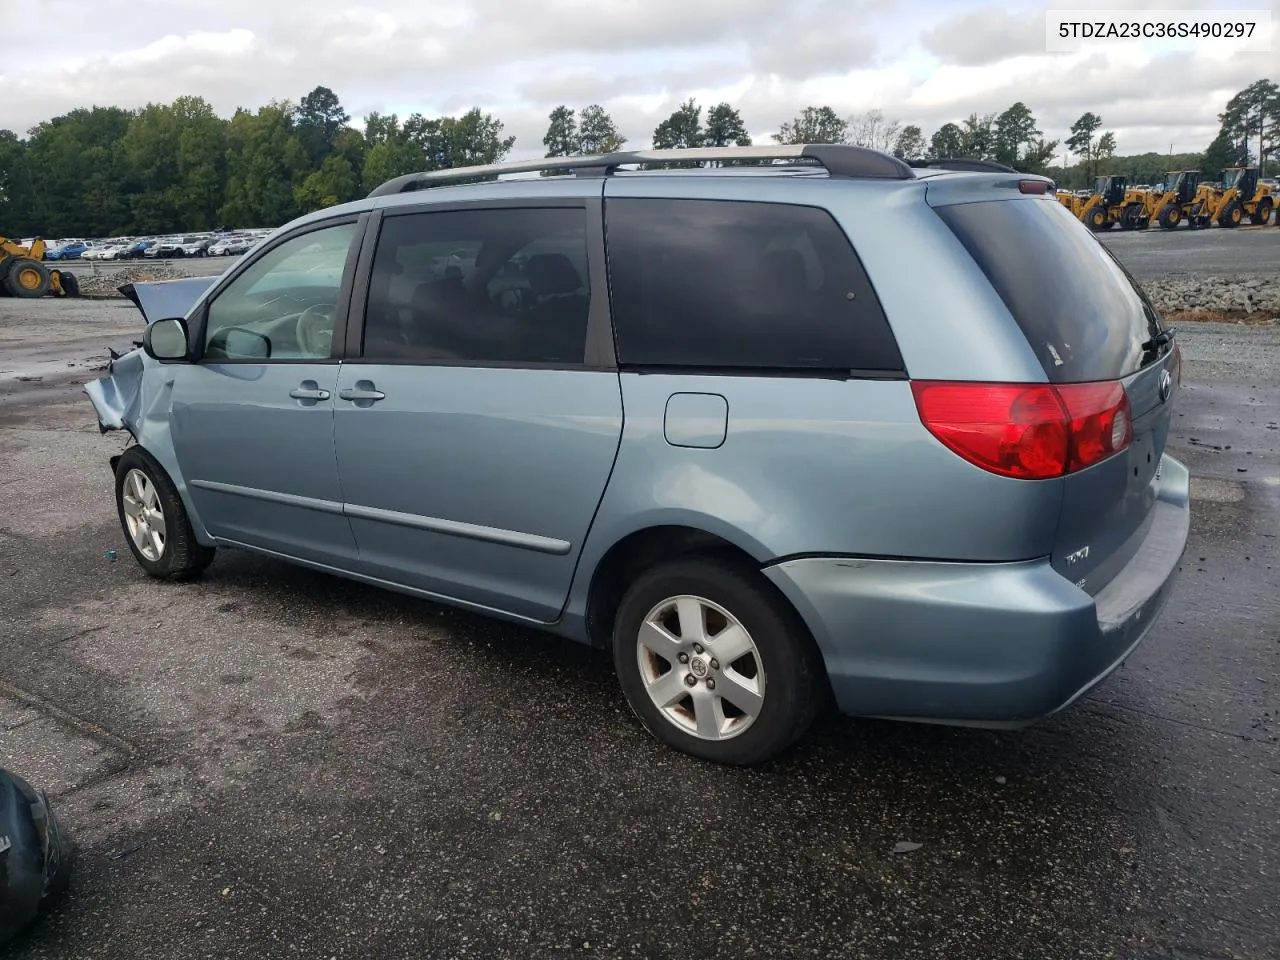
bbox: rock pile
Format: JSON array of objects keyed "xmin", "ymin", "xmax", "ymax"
[
  {"xmin": 77, "ymin": 265, "xmax": 193, "ymax": 298},
  {"xmin": 1142, "ymin": 274, "xmax": 1280, "ymax": 322}
]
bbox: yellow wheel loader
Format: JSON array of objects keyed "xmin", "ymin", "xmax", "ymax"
[
  {"xmin": 0, "ymin": 237, "xmax": 81, "ymax": 298},
  {"xmin": 1141, "ymin": 170, "xmax": 1201, "ymax": 229},
  {"xmin": 1186, "ymin": 167, "xmax": 1274, "ymax": 228},
  {"xmin": 1057, "ymin": 176, "xmax": 1148, "ymax": 231}
]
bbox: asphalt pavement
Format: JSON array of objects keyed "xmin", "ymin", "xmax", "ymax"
[
  {"xmin": 1098, "ymin": 223, "xmax": 1280, "ymax": 279},
  {"xmin": 0, "ymin": 292, "xmax": 1277, "ymax": 959}
]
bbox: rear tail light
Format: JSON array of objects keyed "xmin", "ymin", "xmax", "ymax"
[{"xmin": 912, "ymin": 381, "xmax": 1133, "ymax": 480}]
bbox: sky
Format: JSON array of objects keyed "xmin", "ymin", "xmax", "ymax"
[{"xmin": 0, "ymin": 0, "xmax": 1277, "ymax": 159}]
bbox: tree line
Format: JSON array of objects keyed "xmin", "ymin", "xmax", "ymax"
[{"xmin": 1, "ymin": 78, "xmax": 1274, "ymax": 238}]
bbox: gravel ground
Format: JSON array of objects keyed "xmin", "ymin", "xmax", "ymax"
[{"xmin": 0, "ymin": 295, "xmax": 1277, "ymax": 959}]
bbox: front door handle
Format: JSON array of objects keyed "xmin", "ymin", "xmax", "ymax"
[
  {"xmin": 290, "ymin": 381, "xmax": 331, "ymax": 402},
  {"xmin": 338, "ymin": 381, "xmax": 386, "ymax": 404}
]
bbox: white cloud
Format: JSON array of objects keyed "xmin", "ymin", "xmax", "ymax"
[{"xmin": 0, "ymin": 0, "xmax": 1275, "ymax": 156}]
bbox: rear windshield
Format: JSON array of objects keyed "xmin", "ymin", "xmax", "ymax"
[{"xmin": 935, "ymin": 198, "xmax": 1166, "ymax": 383}]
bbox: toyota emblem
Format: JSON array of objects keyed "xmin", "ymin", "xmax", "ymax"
[{"xmin": 1158, "ymin": 369, "xmax": 1173, "ymax": 403}]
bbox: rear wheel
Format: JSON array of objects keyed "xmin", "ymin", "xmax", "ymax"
[
  {"xmin": 58, "ymin": 272, "xmax": 81, "ymax": 298},
  {"xmin": 1250, "ymin": 198, "xmax": 1273, "ymax": 226},
  {"xmin": 1218, "ymin": 200, "xmax": 1243, "ymax": 227},
  {"xmin": 612, "ymin": 557, "xmax": 824, "ymax": 766},
  {"xmin": 114, "ymin": 447, "xmax": 215, "ymax": 580},
  {"xmin": 5, "ymin": 258, "xmax": 50, "ymax": 298},
  {"xmin": 1086, "ymin": 207, "xmax": 1107, "ymax": 231}
]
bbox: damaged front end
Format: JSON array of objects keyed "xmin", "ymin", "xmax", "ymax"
[{"xmin": 84, "ymin": 277, "xmax": 216, "ymax": 435}]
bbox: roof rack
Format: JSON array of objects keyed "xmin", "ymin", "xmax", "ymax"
[
  {"xmin": 367, "ymin": 144, "xmax": 915, "ymax": 197},
  {"xmin": 906, "ymin": 158, "xmax": 1021, "ymax": 174}
]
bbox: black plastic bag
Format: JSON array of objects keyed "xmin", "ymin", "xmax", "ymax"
[{"xmin": 0, "ymin": 768, "xmax": 72, "ymax": 946}]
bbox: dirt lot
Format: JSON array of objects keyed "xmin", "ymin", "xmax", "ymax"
[{"xmin": 1, "ymin": 295, "xmax": 1278, "ymax": 959}]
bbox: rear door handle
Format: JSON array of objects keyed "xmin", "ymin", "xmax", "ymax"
[{"xmin": 338, "ymin": 382, "xmax": 385, "ymax": 403}]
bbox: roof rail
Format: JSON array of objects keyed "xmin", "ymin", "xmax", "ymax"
[
  {"xmin": 906, "ymin": 158, "xmax": 1021, "ymax": 174},
  {"xmin": 367, "ymin": 144, "xmax": 915, "ymax": 197}
]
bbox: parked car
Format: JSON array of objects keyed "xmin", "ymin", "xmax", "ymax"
[
  {"xmin": 207, "ymin": 235, "xmax": 258, "ymax": 257},
  {"xmin": 46, "ymin": 244, "xmax": 88, "ymax": 263},
  {"xmin": 86, "ymin": 145, "xmax": 1190, "ymax": 766},
  {"xmin": 146, "ymin": 236, "xmax": 210, "ymax": 258}
]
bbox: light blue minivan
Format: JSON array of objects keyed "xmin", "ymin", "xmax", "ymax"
[{"xmin": 88, "ymin": 145, "xmax": 1189, "ymax": 765}]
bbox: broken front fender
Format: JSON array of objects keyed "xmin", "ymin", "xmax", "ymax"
[{"xmin": 84, "ymin": 348, "xmax": 146, "ymax": 433}]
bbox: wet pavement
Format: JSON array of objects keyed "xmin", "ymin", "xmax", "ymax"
[{"xmin": 0, "ymin": 297, "xmax": 1277, "ymax": 959}]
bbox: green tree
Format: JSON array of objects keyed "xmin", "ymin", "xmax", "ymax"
[
  {"xmin": 703, "ymin": 103, "xmax": 751, "ymax": 147},
  {"xmin": 295, "ymin": 86, "xmax": 351, "ymax": 167},
  {"xmin": 1217, "ymin": 78, "xmax": 1280, "ymax": 172},
  {"xmin": 773, "ymin": 106, "xmax": 848, "ymax": 145},
  {"xmin": 1066, "ymin": 112, "xmax": 1104, "ymax": 179},
  {"xmin": 928, "ymin": 123, "xmax": 965, "ymax": 159},
  {"xmin": 993, "ymin": 102, "xmax": 1040, "ymax": 167},
  {"xmin": 295, "ymin": 153, "xmax": 359, "ymax": 212},
  {"xmin": 577, "ymin": 105, "xmax": 626, "ymax": 154},
  {"xmin": 0, "ymin": 131, "xmax": 38, "ymax": 235},
  {"xmin": 1202, "ymin": 129, "xmax": 1248, "ymax": 179},
  {"xmin": 25, "ymin": 107, "xmax": 134, "ymax": 236},
  {"xmin": 959, "ymin": 113, "xmax": 997, "ymax": 159},
  {"xmin": 542, "ymin": 105, "xmax": 578, "ymax": 161},
  {"xmin": 651, "ymin": 98, "xmax": 704, "ymax": 150},
  {"xmin": 892, "ymin": 124, "xmax": 926, "ymax": 160},
  {"xmin": 221, "ymin": 102, "xmax": 310, "ymax": 228},
  {"xmin": 403, "ymin": 108, "xmax": 515, "ymax": 172}
]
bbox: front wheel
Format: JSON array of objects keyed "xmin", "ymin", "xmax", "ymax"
[
  {"xmin": 1251, "ymin": 198, "xmax": 1273, "ymax": 226},
  {"xmin": 612, "ymin": 558, "xmax": 824, "ymax": 765},
  {"xmin": 114, "ymin": 447, "xmax": 215, "ymax": 580}
]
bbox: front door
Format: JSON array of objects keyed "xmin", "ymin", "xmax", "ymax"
[
  {"xmin": 169, "ymin": 219, "xmax": 363, "ymax": 565},
  {"xmin": 333, "ymin": 201, "xmax": 622, "ymax": 622}
]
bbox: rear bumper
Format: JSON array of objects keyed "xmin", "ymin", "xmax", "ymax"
[{"xmin": 762, "ymin": 455, "xmax": 1191, "ymax": 726}]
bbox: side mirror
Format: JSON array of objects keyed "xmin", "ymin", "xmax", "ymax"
[{"xmin": 143, "ymin": 317, "xmax": 190, "ymax": 362}]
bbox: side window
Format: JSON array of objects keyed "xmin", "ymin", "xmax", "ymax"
[
  {"xmin": 363, "ymin": 207, "xmax": 590, "ymax": 365},
  {"xmin": 605, "ymin": 198, "xmax": 903, "ymax": 372},
  {"xmin": 204, "ymin": 222, "xmax": 356, "ymax": 361}
]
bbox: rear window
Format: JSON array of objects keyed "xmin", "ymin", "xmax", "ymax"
[
  {"xmin": 605, "ymin": 198, "xmax": 903, "ymax": 372},
  {"xmin": 935, "ymin": 198, "xmax": 1165, "ymax": 383}
]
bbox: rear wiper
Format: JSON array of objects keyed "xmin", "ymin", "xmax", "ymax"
[{"xmin": 1141, "ymin": 329, "xmax": 1174, "ymax": 353}]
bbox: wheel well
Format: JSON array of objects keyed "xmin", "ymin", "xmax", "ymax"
[{"xmin": 584, "ymin": 526, "xmax": 763, "ymax": 649}]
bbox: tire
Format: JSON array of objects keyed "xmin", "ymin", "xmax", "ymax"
[
  {"xmin": 1218, "ymin": 201, "xmax": 1243, "ymax": 227},
  {"xmin": 1086, "ymin": 208, "xmax": 1107, "ymax": 230},
  {"xmin": 6, "ymin": 258, "xmax": 50, "ymax": 298},
  {"xmin": 114, "ymin": 447, "xmax": 215, "ymax": 581},
  {"xmin": 1251, "ymin": 198, "xmax": 1273, "ymax": 226},
  {"xmin": 59, "ymin": 272, "xmax": 80, "ymax": 298},
  {"xmin": 611, "ymin": 557, "xmax": 824, "ymax": 766},
  {"xmin": 1157, "ymin": 204, "xmax": 1183, "ymax": 228}
]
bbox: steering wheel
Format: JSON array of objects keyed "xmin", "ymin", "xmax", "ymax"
[{"xmin": 296, "ymin": 303, "xmax": 335, "ymax": 357}]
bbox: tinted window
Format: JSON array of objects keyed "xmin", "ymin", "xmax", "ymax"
[
  {"xmin": 605, "ymin": 198, "xmax": 902, "ymax": 371},
  {"xmin": 936, "ymin": 198, "xmax": 1165, "ymax": 383},
  {"xmin": 204, "ymin": 222, "xmax": 356, "ymax": 361},
  {"xmin": 363, "ymin": 208, "xmax": 590, "ymax": 365}
]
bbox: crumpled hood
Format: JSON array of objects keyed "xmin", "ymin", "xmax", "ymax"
[{"xmin": 118, "ymin": 276, "xmax": 218, "ymax": 325}]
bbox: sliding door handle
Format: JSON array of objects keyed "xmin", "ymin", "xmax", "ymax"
[{"xmin": 338, "ymin": 380, "xmax": 385, "ymax": 404}]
